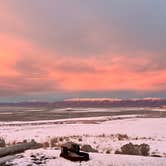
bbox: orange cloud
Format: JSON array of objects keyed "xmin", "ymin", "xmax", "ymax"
[
  {"xmin": 50, "ymin": 55, "xmax": 166, "ymax": 92},
  {"xmin": 1, "ymin": 30, "xmax": 166, "ymax": 96},
  {"xmin": 0, "ymin": 31, "xmax": 166, "ymax": 95},
  {"xmin": 0, "ymin": 2, "xmax": 166, "ymax": 97}
]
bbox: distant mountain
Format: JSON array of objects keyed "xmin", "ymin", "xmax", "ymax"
[{"xmin": 0, "ymin": 98, "xmax": 166, "ymax": 108}]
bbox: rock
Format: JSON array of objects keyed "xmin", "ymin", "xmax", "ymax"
[{"xmin": 60, "ymin": 142, "xmax": 89, "ymax": 162}]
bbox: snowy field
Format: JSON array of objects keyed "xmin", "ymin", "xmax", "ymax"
[
  {"xmin": 7, "ymin": 149, "xmax": 166, "ymax": 166},
  {"xmin": 0, "ymin": 113, "xmax": 166, "ymax": 165}
]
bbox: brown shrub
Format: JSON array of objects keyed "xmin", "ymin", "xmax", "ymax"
[
  {"xmin": 81, "ymin": 144, "xmax": 98, "ymax": 153},
  {"xmin": 106, "ymin": 149, "xmax": 112, "ymax": 154},
  {"xmin": 64, "ymin": 137, "xmax": 70, "ymax": 142},
  {"xmin": 119, "ymin": 142, "xmax": 150, "ymax": 156},
  {"xmin": 116, "ymin": 134, "xmax": 129, "ymax": 141},
  {"xmin": 115, "ymin": 150, "xmax": 122, "ymax": 154},
  {"xmin": 59, "ymin": 137, "xmax": 64, "ymax": 142},
  {"xmin": 78, "ymin": 138, "xmax": 82, "ymax": 142},
  {"xmin": 43, "ymin": 142, "xmax": 49, "ymax": 148},
  {"xmin": 0, "ymin": 138, "xmax": 6, "ymax": 147},
  {"xmin": 22, "ymin": 139, "xmax": 27, "ymax": 143},
  {"xmin": 50, "ymin": 138, "xmax": 58, "ymax": 147}
]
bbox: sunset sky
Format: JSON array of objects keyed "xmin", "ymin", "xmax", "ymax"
[{"xmin": 0, "ymin": 0, "xmax": 166, "ymax": 102}]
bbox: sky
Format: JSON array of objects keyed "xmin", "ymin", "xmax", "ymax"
[{"xmin": 0, "ymin": 0, "xmax": 166, "ymax": 102}]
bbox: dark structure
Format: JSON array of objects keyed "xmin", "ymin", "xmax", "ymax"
[{"xmin": 60, "ymin": 142, "xmax": 89, "ymax": 162}]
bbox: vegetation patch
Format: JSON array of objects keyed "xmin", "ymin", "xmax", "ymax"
[{"xmin": 115, "ymin": 142, "xmax": 150, "ymax": 156}]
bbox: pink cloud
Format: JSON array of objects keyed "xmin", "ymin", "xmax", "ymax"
[{"xmin": 0, "ymin": 2, "xmax": 166, "ymax": 96}]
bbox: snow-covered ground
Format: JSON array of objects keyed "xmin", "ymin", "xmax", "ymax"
[
  {"xmin": 6, "ymin": 149, "xmax": 166, "ymax": 166},
  {"xmin": 1, "ymin": 116, "xmax": 166, "ymax": 165},
  {"xmin": 0, "ymin": 114, "xmax": 143, "ymax": 126}
]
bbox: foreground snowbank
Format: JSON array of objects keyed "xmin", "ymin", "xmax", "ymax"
[{"xmin": 8, "ymin": 149, "xmax": 166, "ymax": 166}]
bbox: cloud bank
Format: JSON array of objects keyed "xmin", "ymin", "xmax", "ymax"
[{"xmin": 0, "ymin": 0, "xmax": 166, "ymax": 99}]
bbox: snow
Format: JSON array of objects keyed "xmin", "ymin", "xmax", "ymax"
[
  {"xmin": 47, "ymin": 153, "xmax": 166, "ymax": 166},
  {"xmin": 8, "ymin": 149, "xmax": 166, "ymax": 166},
  {"xmin": 101, "ymin": 118, "xmax": 166, "ymax": 138},
  {"xmin": 65, "ymin": 97, "xmax": 162, "ymax": 101},
  {"xmin": 0, "ymin": 114, "xmax": 142, "ymax": 126},
  {"xmin": 1, "ymin": 117, "xmax": 166, "ymax": 165},
  {"xmin": 65, "ymin": 98, "xmax": 123, "ymax": 101},
  {"xmin": 0, "ymin": 112, "xmax": 13, "ymax": 115},
  {"xmin": 1, "ymin": 118, "xmax": 166, "ymax": 141},
  {"xmin": 151, "ymin": 108, "xmax": 166, "ymax": 112}
]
